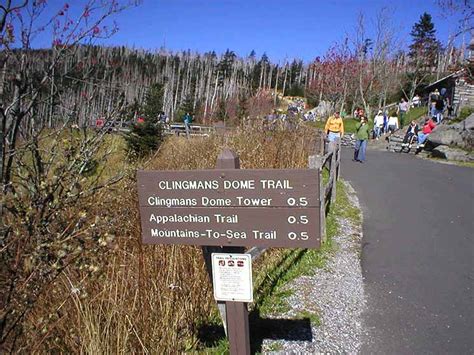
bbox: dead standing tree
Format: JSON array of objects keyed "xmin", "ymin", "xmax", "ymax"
[
  {"xmin": 350, "ymin": 11, "xmax": 402, "ymax": 116},
  {"xmin": 0, "ymin": 1, "xmax": 138, "ymax": 350}
]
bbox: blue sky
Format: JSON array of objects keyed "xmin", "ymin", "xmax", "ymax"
[{"xmin": 33, "ymin": 0, "xmax": 468, "ymax": 62}]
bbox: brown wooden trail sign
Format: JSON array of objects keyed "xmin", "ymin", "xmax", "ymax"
[
  {"xmin": 137, "ymin": 169, "xmax": 321, "ymax": 248},
  {"xmin": 137, "ymin": 148, "xmax": 323, "ymax": 355}
]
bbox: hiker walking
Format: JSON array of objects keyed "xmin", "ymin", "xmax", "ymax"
[
  {"xmin": 324, "ymin": 111, "xmax": 344, "ymax": 142},
  {"xmin": 387, "ymin": 110, "xmax": 399, "ymax": 134},
  {"xmin": 353, "ymin": 115, "xmax": 370, "ymax": 163},
  {"xmin": 183, "ymin": 112, "xmax": 192, "ymax": 137},
  {"xmin": 397, "ymin": 98, "xmax": 409, "ymax": 128},
  {"xmin": 373, "ymin": 110, "xmax": 384, "ymax": 140}
]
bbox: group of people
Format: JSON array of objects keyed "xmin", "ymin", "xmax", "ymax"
[
  {"xmin": 325, "ymin": 110, "xmax": 370, "ymax": 163},
  {"xmin": 372, "ymin": 109, "xmax": 401, "ymax": 139},
  {"xmin": 287, "ymin": 98, "xmax": 306, "ymax": 114},
  {"xmin": 401, "ymin": 117, "xmax": 437, "ymax": 149},
  {"xmin": 324, "ymin": 93, "xmax": 444, "ymax": 163},
  {"xmin": 429, "ymin": 89, "xmax": 453, "ymax": 124},
  {"xmin": 303, "ymin": 111, "xmax": 316, "ymax": 121}
]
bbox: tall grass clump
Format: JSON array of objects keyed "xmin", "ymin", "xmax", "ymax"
[{"xmin": 18, "ymin": 123, "xmax": 323, "ymax": 353}]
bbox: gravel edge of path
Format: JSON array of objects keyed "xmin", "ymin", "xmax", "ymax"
[{"xmin": 261, "ymin": 181, "xmax": 367, "ymax": 354}]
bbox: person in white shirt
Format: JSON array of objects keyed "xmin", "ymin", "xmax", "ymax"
[
  {"xmin": 387, "ymin": 110, "xmax": 399, "ymax": 135},
  {"xmin": 373, "ymin": 110, "xmax": 384, "ymax": 140},
  {"xmin": 412, "ymin": 95, "xmax": 421, "ymax": 107}
]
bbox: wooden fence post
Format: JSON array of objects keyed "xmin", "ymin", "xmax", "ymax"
[
  {"xmin": 319, "ymin": 166, "xmax": 326, "ymax": 243},
  {"xmin": 309, "ymin": 152, "xmax": 326, "ymax": 244},
  {"xmin": 329, "ymin": 142, "xmax": 337, "ymax": 204}
]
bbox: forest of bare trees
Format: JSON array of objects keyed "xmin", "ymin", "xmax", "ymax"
[
  {"xmin": 1, "ymin": 38, "xmax": 467, "ymax": 129},
  {"xmin": 0, "ymin": 44, "xmax": 311, "ymax": 127}
]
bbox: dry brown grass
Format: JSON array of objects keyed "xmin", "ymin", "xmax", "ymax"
[{"xmin": 21, "ymin": 124, "xmax": 322, "ymax": 353}]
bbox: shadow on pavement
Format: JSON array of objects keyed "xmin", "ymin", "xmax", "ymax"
[
  {"xmin": 249, "ymin": 310, "xmax": 313, "ymax": 352},
  {"xmin": 197, "ymin": 310, "xmax": 313, "ymax": 353}
]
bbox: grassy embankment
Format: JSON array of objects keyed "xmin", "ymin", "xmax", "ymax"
[
  {"xmin": 449, "ymin": 106, "xmax": 474, "ymax": 125},
  {"xmin": 20, "ymin": 123, "xmax": 337, "ymax": 353}
]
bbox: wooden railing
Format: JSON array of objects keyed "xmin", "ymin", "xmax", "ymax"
[
  {"xmin": 309, "ymin": 139, "xmax": 341, "ymax": 242},
  {"xmin": 164, "ymin": 123, "xmax": 215, "ymax": 137},
  {"xmin": 116, "ymin": 123, "xmax": 215, "ymax": 137},
  {"xmin": 247, "ymin": 138, "xmax": 341, "ymax": 261}
]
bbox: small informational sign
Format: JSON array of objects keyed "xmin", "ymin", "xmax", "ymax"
[
  {"xmin": 211, "ymin": 253, "xmax": 253, "ymax": 303},
  {"xmin": 137, "ymin": 169, "xmax": 320, "ymax": 248}
]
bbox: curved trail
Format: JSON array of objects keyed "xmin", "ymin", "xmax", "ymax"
[{"xmin": 341, "ymin": 148, "xmax": 473, "ymax": 354}]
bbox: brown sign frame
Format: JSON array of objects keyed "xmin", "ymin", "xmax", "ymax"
[{"xmin": 137, "ymin": 169, "xmax": 320, "ymax": 248}]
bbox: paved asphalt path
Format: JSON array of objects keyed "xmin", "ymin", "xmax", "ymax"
[{"xmin": 341, "ymin": 148, "xmax": 473, "ymax": 354}]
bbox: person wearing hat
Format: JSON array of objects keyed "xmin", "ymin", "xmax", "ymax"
[
  {"xmin": 373, "ymin": 110, "xmax": 384, "ymax": 140},
  {"xmin": 324, "ymin": 111, "xmax": 344, "ymax": 142}
]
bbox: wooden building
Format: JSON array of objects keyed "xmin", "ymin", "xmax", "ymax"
[{"xmin": 425, "ymin": 34, "xmax": 474, "ymax": 114}]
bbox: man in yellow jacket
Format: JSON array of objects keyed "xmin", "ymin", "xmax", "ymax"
[{"xmin": 324, "ymin": 111, "xmax": 344, "ymax": 142}]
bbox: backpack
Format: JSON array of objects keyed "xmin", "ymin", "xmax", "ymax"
[{"xmin": 435, "ymin": 99, "xmax": 444, "ymax": 111}]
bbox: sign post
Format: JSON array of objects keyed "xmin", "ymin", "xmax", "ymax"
[{"xmin": 215, "ymin": 149, "xmax": 250, "ymax": 355}]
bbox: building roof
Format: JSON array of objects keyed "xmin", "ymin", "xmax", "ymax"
[{"xmin": 425, "ymin": 69, "xmax": 465, "ymax": 89}]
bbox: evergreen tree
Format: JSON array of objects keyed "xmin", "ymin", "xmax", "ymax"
[
  {"xmin": 358, "ymin": 38, "xmax": 373, "ymax": 59},
  {"xmin": 289, "ymin": 59, "xmax": 302, "ymax": 85},
  {"xmin": 216, "ymin": 99, "xmax": 228, "ymax": 122},
  {"xmin": 251, "ymin": 53, "xmax": 270, "ymax": 90},
  {"xmin": 143, "ymin": 83, "xmax": 164, "ymax": 122},
  {"xmin": 180, "ymin": 94, "xmax": 195, "ymax": 115},
  {"xmin": 125, "ymin": 83, "xmax": 164, "ymax": 157},
  {"xmin": 175, "ymin": 94, "xmax": 195, "ymax": 122},
  {"xmin": 237, "ymin": 93, "xmax": 249, "ymax": 121},
  {"xmin": 124, "ymin": 120, "xmax": 162, "ymax": 158},
  {"xmin": 409, "ymin": 13, "xmax": 442, "ymax": 71},
  {"xmin": 218, "ymin": 49, "xmax": 236, "ymax": 84},
  {"xmin": 260, "ymin": 53, "xmax": 269, "ymax": 64},
  {"xmin": 123, "ymin": 98, "xmax": 141, "ymax": 122}
]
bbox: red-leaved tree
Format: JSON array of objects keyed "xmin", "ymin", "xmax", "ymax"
[{"xmin": 307, "ymin": 42, "xmax": 359, "ymax": 114}]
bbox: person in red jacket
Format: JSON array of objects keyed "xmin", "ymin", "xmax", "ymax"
[{"xmin": 417, "ymin": 117, "xmax": 437, "ymax": 148}]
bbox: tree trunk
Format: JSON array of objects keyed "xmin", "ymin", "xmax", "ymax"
[
  {"xmin": 282, "ymin": 65, "xmax": 288, "ymax": 97},
  {"xmin": 273, "ymin": 68, "xmax": 280, "ymax": 106}
]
